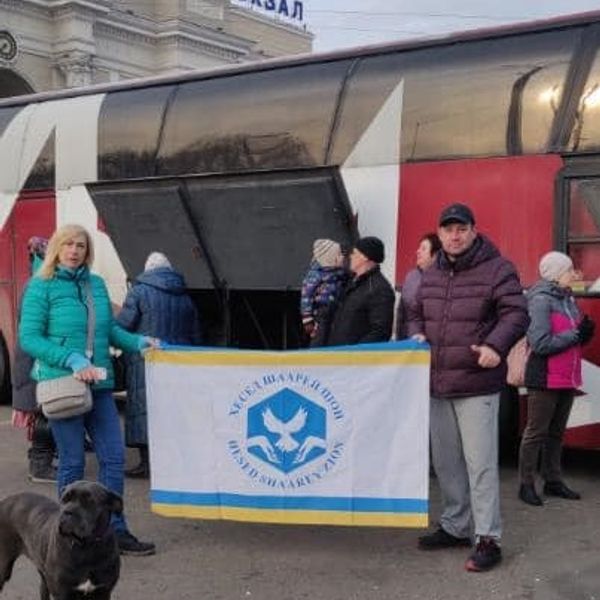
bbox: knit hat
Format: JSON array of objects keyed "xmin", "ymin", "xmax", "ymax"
[
  {"xmin": 355, "ymin": 236, "xmax": 385, "ymax": 264},
  {"xmin": 144, "ymin": 251, "xmax": 172, "ymax": 271},
  {"xmin": 313, "ymin": 239, "xmax": 341, "ymax": 268},
  {"xmin": 27, "ymin": 236, "xmax": 48, "ymax": 258},
  {"xmin": 539, "ymin": 251, "xmax": 573, "ymax": 282}
]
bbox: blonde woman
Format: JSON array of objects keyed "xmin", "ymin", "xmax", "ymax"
[{"xmin": 19, "ymin": 224, "xmax": 158, "ymax": 556}]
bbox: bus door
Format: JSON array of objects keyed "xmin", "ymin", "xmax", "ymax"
[{"xmin": 557, "ymin": 158, "xmax": 600, "ymax": 448}]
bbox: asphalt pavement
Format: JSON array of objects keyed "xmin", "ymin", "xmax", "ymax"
[{"xmin": 1, "ymin": 405, "xmax": 599, "ymax": 600}]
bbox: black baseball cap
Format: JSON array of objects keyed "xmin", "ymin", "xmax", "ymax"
[{"xmin": 439, "ymin": 203, "xmax": 475, "ymax": 227}]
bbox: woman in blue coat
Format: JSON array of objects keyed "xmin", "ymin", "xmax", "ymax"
[
  {"xmin": 19, "ymin": 224, "xmax": 158, "ymax": 556},
  {"xmin": 117, "ymin": 252, "xmax": 202, "ymax": 478}
]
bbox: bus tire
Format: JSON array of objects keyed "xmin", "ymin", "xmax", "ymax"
[
  {"xmin": 0, "ymin": 331, "xmax": 11, "ymax": 406},
  {"xmin": 499, "ymin": 385, "xmax": 519, "ymax": 464}
]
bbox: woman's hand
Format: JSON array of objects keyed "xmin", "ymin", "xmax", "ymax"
[
  {"xmin": 73, "ymin": 365, "xmax": 102, "ymax": 383},
  {"xmin": 138, "ymin": 336, "xmax": 161, "ymax": 351},
  {"xmin": 66, "ymin": 352, "xmax": 105, "ymax": 383}
]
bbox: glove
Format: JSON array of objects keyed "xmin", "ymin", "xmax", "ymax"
[
  {"xmin": 65, "ymin": 353, "xmax": 92, "ymax": 373},
  {"xmin": 577, "ymin": 315, "xmax": 595, "ymax": 345}
]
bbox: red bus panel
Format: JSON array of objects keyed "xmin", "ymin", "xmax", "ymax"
[
  {"xmin": 397, "ymin": 155, "xmax": 564, "ymax": 287},
  {"xmin": 0, "ymin": 191, "xmax": 55, "ymax": 359}
]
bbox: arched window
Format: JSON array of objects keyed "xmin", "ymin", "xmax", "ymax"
[{"xmin": 0, "ymin": 68, "xmax": 34, "ymax": 99}]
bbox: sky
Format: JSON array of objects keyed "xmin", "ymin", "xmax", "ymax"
[{"xmin": 300, "ymin": 0, "xmax": 600, "ymax": 52}]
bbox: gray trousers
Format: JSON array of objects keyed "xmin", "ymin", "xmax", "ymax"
[
  {"xmin": 430, "ymin": 393, "xmax": 502, "ymax": 541},
  {"xmin": 518, "ymin": 389, "xmax": 574, "ymax": 485}
]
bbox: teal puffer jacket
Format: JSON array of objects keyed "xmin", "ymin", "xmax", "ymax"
[{"xmin": 19, "ymin": 264, "xmax": 142, "ymax": 390}]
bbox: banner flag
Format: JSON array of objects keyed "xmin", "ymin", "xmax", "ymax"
[{"xmin": 146, "ymin": 341, "xmax": 430, "ymax": 528}]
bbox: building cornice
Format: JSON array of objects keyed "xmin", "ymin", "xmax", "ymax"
[
  {"xmin": 158, "ymin": 17, "xmax": 254, "ymax": 51},
  {"xmin": 94, "ymin": 20, "xmax": 247, "ymax": 62},
  {"xmin": 44, "ymin": 0, "xmax": 110, "ymax": 15},
  {"xmin": 95, "ymin": 20, "xmax": 157, "ymax": 46},
  {"xmin": 0, "ymin": 0, "xmax": 50, "ymax": 20},
  {"xmin": 156, "ymin": 35, "xmax": 247, "ymax": 62},
  {"xmin": 94, "ymin": 13, "xmax": 252, "ymax": 61}
]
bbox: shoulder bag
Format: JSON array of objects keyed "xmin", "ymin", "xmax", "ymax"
[
  {"xmin": 506, "ymin": 336, "xmax": 531, "ymax": 388},
  {"xmin": 36, "ymin": 281, "xmax": 95, "ymax": 419}
]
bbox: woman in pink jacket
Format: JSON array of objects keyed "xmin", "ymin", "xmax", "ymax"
[{"xmin": 518, "ymin": 252, "xmax": 595, "ymax": 506}]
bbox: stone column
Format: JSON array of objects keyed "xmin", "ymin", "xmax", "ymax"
[{"xmin": 55, "ymin": 50, "xmax": 93, "ymax": 88}]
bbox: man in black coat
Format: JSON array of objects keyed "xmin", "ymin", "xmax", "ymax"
[
  {"xmin": 325, "ymin": 236, "xmax": 395, "ymax": 346},
  {"xmin": 11, "ymin": 236, "xmax": 57, "ymax": 483}
]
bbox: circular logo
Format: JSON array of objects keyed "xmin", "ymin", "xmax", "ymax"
[
  {"xmin": 227, "ymin": 372, "xmax": 347, "ymax": 489},
  {"xmin": 0, "ymin": 31, "xmax": 17, "ymax": 62}
]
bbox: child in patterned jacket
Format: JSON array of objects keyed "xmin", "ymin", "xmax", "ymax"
[{"xmin": 300, "ymin": 239, "xmax": 347, "ymax": 346}]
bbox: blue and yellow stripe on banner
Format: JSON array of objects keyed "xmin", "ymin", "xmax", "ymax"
[
  {"xmin": 151, "ymin": 491, "xmax": 429, "ymax": 528},
  {"xmin": 145, "ymin": 340, "xmax": 430, "ymax": 368}
]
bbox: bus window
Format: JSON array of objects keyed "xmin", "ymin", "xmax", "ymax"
[
  {"xmin": 98, "ymin": 85, "xmax": 176, "ymax": 180},
  {"xmin": 0, "ymin": 105, "xmax": 55, "ymax": 191},
  {"xmin": 567, "ymin": 46, "xmax": 600, "ymax": 152},
  {"xmin": 328, "ymin": 54, "xmax": 407, "ymax": 166},
  {"xmin": 156, "ymin": 61, "xmax": 352, "ymax": 176},
  {"xmin": 23, "ymin": 133, "xmax": 55, "ymax": 191},
  {"xmin": 332, "ymin": 28, "xmax": 579, "ymax": 163},
  {"xmin": 0, "ymin": 106, "xmax": 20, "ymax": 137},
  {"xmin": 567, "ymin": 178, "xmax": 600, "ymax": 294}
]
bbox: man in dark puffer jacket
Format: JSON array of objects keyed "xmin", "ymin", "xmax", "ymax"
[{"xmin": 408, "ymin": 203, "xmax": 528, "ymax": 573}]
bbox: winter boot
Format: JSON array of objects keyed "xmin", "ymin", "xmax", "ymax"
[
  {"xmin": 518, "ymin": 483, "xmax": 543, "ymax": 506},
  {"xmin": 28, "ymin": 452, "xmax": 57, "ymax": 483},
  {"xmin": 125, "ymin": 446, "xmax": 150, "ymax": 479},
  {"xmin": 28, "ymin": 414, "xmax": 57, "ymax": 483},
  {"xmin": 543, "ymin": 480, "xmax": 581, "ymax": 500}
]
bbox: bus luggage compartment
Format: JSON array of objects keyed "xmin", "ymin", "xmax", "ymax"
[{"xmin": 88, "ymin": 169, "xmax": 356, "ymax": 350}]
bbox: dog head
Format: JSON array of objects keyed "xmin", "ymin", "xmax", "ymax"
[{"xmin": 58, "ymin": 481, "xmax": 123, "ymax": 542}]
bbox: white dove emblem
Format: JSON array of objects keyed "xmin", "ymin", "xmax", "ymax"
[{"xmin": 263, "ymin": 407, "xmax": 307, "ymax": 452}]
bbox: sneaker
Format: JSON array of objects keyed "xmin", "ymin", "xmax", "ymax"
[
  {"xmin": 543, "ymin": 481, "xmax": 581, "ymax": 500},
  {"xmin": 116, "ymin": 531, "xmax": 156, "ymax": 556},
  {"xmin": 28, "ymin": 463, "xmax": 57, "ymax": 484},
  {"xmin": 465, "ymin": 538, "xmax": 502, "ymax": 572},
  {"xmin": 418, "ymin": 527, "xmax": 472, "ymax": 550}
]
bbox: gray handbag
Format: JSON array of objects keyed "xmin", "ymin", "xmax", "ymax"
[{"xmin": 36, "ymin": 281, "xmax": 95, "ymax": 420}]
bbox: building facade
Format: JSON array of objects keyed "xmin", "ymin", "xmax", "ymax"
[{"xmin": 0, "ymin": 0, "xmax": 312, "ymax": 97}]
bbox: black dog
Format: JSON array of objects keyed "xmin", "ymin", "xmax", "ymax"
[{"xmin": 0, "ymin": 481, "xmax": 122, "ymax": 599}]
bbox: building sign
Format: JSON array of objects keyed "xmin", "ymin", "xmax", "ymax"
[
  {"xmin": 232, "ymin": 0, "xmax": 304, "ymax": 22},
  {"xmin": 0, "ymin": 31, "xmax": 17, "ymax": 63}
]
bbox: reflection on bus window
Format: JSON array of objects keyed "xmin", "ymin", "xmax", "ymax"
[
  {"xmin": 339, "ymin": 28, "xmax": 579, "ymax": 162},
  {"xmin": 568, "ymin": 48, "xmax": 600, "ymax": 152},
  {"xmin": 568, "ymin": 178, "xmax": 600, "ymax": 294}
]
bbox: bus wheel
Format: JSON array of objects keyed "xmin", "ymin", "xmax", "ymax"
[
  {"xmin": 499, "ymin": 385, "xmax": 519, "ymax": 464},
  {"xmin": 0, "ymin": 331, "xmax": 11, "ymax": 406}
]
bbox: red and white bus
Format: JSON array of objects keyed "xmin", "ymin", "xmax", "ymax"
[{"xmin": 3, "ymin": 11, "xmax": 600, "ymax": 449}]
